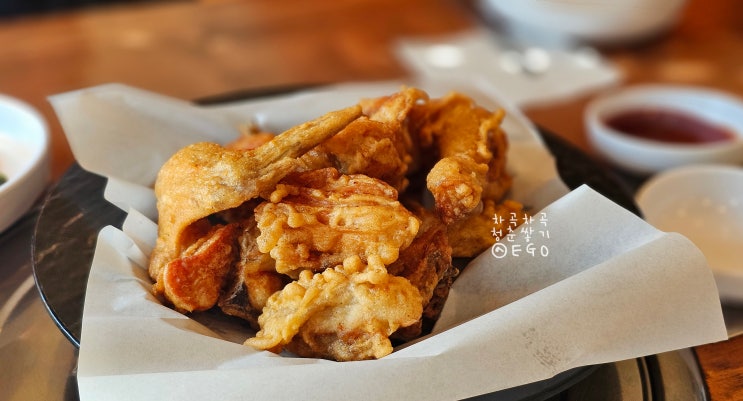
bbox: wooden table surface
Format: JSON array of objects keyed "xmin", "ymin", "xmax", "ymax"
[{"xmin": 1, "ymin": 0, "xmax": 741, "ymax": 399}]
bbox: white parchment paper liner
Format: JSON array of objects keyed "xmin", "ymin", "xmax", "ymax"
[{"xmin": 49, "ymin": 80, "xmax": 727, "ymax": 401}]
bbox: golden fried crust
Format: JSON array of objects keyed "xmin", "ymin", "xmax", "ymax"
[
  {"xmin": 360, "ymin": 86, "xmax": 428, "ymax": 125},
  {"xmin": 426, "ymin": 155, "xmax": 488, "ymax": 223},
  {"xmin": 245, "ymin": 256, "xmax": 423, "ymax": 361},
  {"xmin": 360, "ymin": 86, "xmax": 429, "ymax": 172},
  {"xmin": 147, "ymin": 87, "xmax": 521, "ymax": 361},
  {"xmin": 298, "ymin": 117, "xmax": 411, "ymax": 191},
  {"xmin": 161, "ymin": 223, "xmax": 240, "ymax": 312},
  {"xmin": 294, "ymin": 87, "xmax": 428, "ymax": 192},
  {"xmin": 254, "ymin": 168, "xmax": 420, "ymax": 277},
  {"xmin": 416, "ymin": 93, "xmax": 507, "ymax": 224},
  {"xmin": 483, "ymin": 115, "xmax": 511, "ymax": 201},
  {"xmin": 388, "ymin": 206, "xmax": 457, "ymax": 340},
  {"xmin": 149, "ymin": 105, "xmax": 361, "ymax": 287}
]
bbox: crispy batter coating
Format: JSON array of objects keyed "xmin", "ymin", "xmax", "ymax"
[
  {"xmin": 482, "ymin": 116, "xmax": 511, "ymax": 202},
  {"xmin": 254, "ymin": 168, "xmax": 420, "ymax": 277},
  {"xmin": 149, "ymin": 106, "xmax": 361, "ymax": 291},
  {"xmin": 415, "ymin": 93, "xmax": 508, "ymax": 224},
  {"xmin": 360, "ymin": 86, "xmax": 429, "ymax": 172},
  {"xmin": 161, "ymin": 223, "xmax": 240, "ymax": 312},
  {"xmin": 147, "ymin": 87, "xmax": 524, "ymax": 361},
  {"xmin": 245, "ymin": 255, "xmax": 422, "ymax": 361},
  {"xmin": 296, "ymin": 87, "xmax": 428, "ymax": 191},
  {"xmin": 388, "ymin": 205, "xmax": 457, "ymax": 340},
  {"xmin": 360, "ymin": 86, "xmax": 428, "ymax": 125},
  {"xmin": 298, "ymin": 117, "xmax": 410, "ymax": 190}
]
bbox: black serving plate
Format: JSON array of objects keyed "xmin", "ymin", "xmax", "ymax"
[
  {"xmin": 31, "ymin": 92, "xmax": 639, "ymax": 401},
  {"xmin": 32, "ymin": 164, "xmax": 126, "ymax": 347}
]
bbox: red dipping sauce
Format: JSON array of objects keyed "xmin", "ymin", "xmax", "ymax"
[{"xmin": 604, "ymin": 108, "xmax": 736, "ymax": 144}]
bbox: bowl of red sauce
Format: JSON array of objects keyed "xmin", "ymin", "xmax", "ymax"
[{"xmin": 585, "ymin": 85, "xmax": 743, "ymax": 174}]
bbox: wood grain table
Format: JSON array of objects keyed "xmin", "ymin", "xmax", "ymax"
[{"xmin": 0, "ymin": 0, "xmax": 741, "ymax": 399}]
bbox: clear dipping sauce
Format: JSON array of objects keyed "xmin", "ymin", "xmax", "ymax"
[{"xmin": 604, "ymin": 108, "xmax": 736, "ymax": 144}]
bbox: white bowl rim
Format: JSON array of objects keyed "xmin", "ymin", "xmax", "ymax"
[
  {"xmin": 635, "ymin": 163, "xmax": 743, "ymax": 303},
  {"xmin": 0, "ymin": 94, "xmax": 50, "ymax": 194},
  {"xmin": 636, "ymin": 163, "xmax": 743, "ymax": 204}
]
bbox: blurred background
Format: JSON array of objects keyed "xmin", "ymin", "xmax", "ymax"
[
  {"xmin": 1, "ymin": 1, "xmax": 743, "ymax": 400},
  {"xmin": 0, "ymin": 0, "xmax": 740, "ymax": 182},
  {"xmin": 0, "ymin": 0, "xmax": 161, "ymax": 17}
]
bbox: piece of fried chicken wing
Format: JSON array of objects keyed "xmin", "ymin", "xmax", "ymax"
[
  {"xmin": 149, "ymin": 106, "xmax": 361, "ymax": 292},
  {"xmin": 414, "ymin": 93, "xmax": 508, "ymax": 224},
  {"xmin": 254, "ymin": 168, "xmax": 420, "ymax": 278},
  {"xmin": 296, "ymin": 87, "xmax": 429, "ymax": 191},
  {"xmin": 245, "ymin": 255, "xmax": 422, "ymax": 361},
  {"xmin": 160, "ymin": 222, "xmax": 240, "ymax": 312},
  {"xmin": 387, "ymin": 205, "xmax": 457, "ymax": 340}
]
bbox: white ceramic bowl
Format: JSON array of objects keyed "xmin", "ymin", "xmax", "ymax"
[
  {"xmin": 636, "ymin": 164, "xmax": 743, "ymax": 303},
  {"xmin": 585, "ymin": 85, "xmax": 743, "ymax": 175},
  {"xmin": 477, "ymin": 0, "xmax": 688, "ymax": 44},
  {"xmin": 0, "ymin": 95, "xmax": 50, "ymax": 233}
]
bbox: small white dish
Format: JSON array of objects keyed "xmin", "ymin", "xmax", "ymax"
[
  {"xmin": 585, "ymin": 85, "xmax": 743, "ymax": 175},
  {"xmin": 477, "ymin": 0, "xmax": 688, "ymax": 45},
  {"xmin": 636, "ymin": 164, "xmax": 743, "ymax": 303},
  {"xmin": 0, "ymin": 95, "xmax": 50, "ymax": 233}
]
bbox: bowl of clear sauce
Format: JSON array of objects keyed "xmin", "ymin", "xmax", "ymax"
[
  {"xmin": 636, "ymin": 164, "xmax": 743, "ymax": 303},
  {"xmin": 585, "ymin": 85, "xmax": 743, "ymax": 174}
]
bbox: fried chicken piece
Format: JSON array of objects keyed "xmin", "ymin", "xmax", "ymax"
[
  {"xmin": 297, "ymin": 87, "xmax": 428, "ymax": 191},
  {"xmin": 447, "ymin": 199, "xmax": 525, "ymax": 258},
  {"xmin": 360, "ymin": 86, "xmax": 428, "ymax": 125},
  {"xmin": 245, "ymin": 255, "xmax": 423, "ymax": 361},
  {"xmin": 254, "ymin": 168, "xmax": 420, "ymax": 277},
  {"xmin": 360, "ymin": 86, "xmax": 429, "ymax": 173},
  {"xmin": 427, "ymin": 156, "xmax": 488, "ymax": 223},
  {"xmin": 149, "ymin": 106, "xmax": 361, "ymax": 291},
  {"xmin": 482, "ymin": 117, "xmax": 511, "ymax": 202},
  {"xmin": 387, "ymin": 205, "xmax": 457, "ymax": 340},
  {"xmin": 414, "ymin": 93, "xmax": 507, "ymax": 224},
  {"xmin": 161, "ymin": 223, "xmax": 240, "ymax": 312},
  {"xmin": 148, "ymin": 87, "xmax": 522, "ymax": 362},
  {"xmin": 218, "ymin": 217, "xmax": 288, "ymax": 329},
  {"xmin": 298, "ymin": 117, "xmax": 410, "ymax": 190}
]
